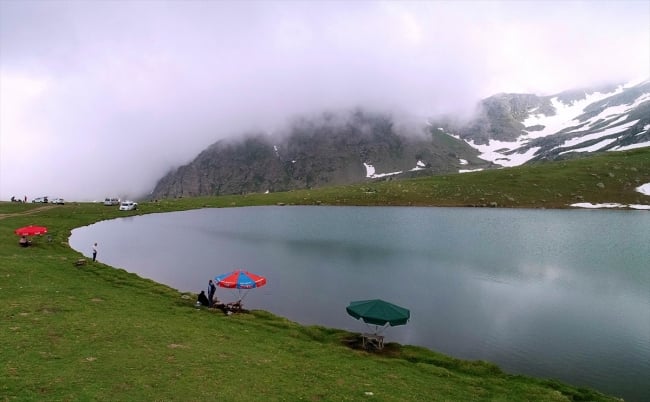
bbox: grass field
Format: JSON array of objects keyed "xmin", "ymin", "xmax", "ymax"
[{"xmin": 2, "ymin": 149, "xmax": 647, "ymax": 401}]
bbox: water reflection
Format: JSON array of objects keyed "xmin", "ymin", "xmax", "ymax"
[{"xmin": 70, "ymin": 206, "xmax": 650, "ymax": 401}]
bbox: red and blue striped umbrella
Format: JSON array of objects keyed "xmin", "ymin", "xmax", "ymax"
[{"xmin": 215, "ymin": 269, "xmax": 267, "ymax": 289}]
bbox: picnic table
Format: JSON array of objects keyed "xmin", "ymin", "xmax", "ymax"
[
  {"xmin": 362, "ymin": 333, "xmax": 384, "ymax": 350},
  {"xmin": 214, "ymin": 301, "xmax": 244, "ymax": 314}
]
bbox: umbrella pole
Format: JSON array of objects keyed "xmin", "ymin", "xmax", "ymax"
[
  {"xmin": 376, "ymin": 324, "xmax": 389, "ymax": 335},
  {"xmin": 237, "ymin": 289, "xmax": 251, "ymax": 305}
]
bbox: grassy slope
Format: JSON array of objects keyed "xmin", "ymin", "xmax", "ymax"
[
  {"xmin": 171, "ymin": 147, "xmax": 649, "ymax": 210},
  {"xmin": 3, "ymin": 149, "xmax": 648, "ymax": 401}
]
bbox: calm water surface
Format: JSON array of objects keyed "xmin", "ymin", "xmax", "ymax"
[{"xmin": 70, "ymin": 206, "xmax": 650, "ymax": 401}]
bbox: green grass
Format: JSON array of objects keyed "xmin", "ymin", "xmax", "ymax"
[
  {"xmin": 146, "ymin": 147, "xmax": 649, "ymax": 210},
  {"xmin": 3, "ymin": 149, "xmax": 647, "ymax": 401}
]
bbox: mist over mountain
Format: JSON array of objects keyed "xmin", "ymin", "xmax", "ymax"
[
  {"xmin": 150, "ymin": 80, "xmax": 650, "ymax": 199},
  {"xmin": 150, "ymin": 109, "xmax": 489, "ymax": 198}
]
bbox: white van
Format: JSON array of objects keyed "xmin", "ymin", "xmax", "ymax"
[{"xmin": 104, "ymin": 198, "xmax": 119, "ymax": 206}]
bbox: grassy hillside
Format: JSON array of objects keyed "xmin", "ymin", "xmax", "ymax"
[
  {"xmin": 152, "ymin": 147, "xmax": 649, "ymax": 209},
  {"xmin": 3, "ymin": 149, "xmax": 647, "ymax": 401}
]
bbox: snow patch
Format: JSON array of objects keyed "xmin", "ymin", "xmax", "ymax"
[
  {"xmin": 469, "ymin": 139, "xmax": 540, "ymax": 167},
  {"xmin": 459, "ymin": 159, "xmax": 468, "ymax": 165},
  {"xmin": 610, "ymin": 141, "xmax": 650, "ymax": 151},
  {"xmin": 558, "ymin": 138, "xmax": 618, "ymax": 155},
  {"xmin": 365, "ymin": 160, "xmax": 426, "ymax": 177},
  {"xmin": 364, "ymin": 162, "xmax": 402, "ymax": 178},
  {"xmin": 571, "ymin": 202, "xmax": 650, "ymax": 210},
  {"xmin": 410, "ymin": 160, "xmax": 426, "ymax": 172},
  {"xmin": 636, "ymin": 183, "xmax": 650, "ymax": 196},
  {"xmin": 459, "ymin": 168, "xmax": 483, "ymax": 173},
  {"xmin": 558, "ymin": 119, "xmax": 639, "ymax": 149},
  {"xmin": 364, "ymin": 162, "xmax": 376, "ymax": 178},
  {"xmin": 571, "ymin": 202, "xmax": 624, "ymax": 209}
]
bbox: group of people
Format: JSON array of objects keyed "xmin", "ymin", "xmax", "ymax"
[
  {"xmin": 10, "ymin": 196, "xmax": 27, "ymax": 203},
  {"xmin": 19, "ymin": 236, "xmax": 32, "ymax": 247},
  {"xmin": 197, "ymin": 279, "xmax": 217, "ymax": 307}
]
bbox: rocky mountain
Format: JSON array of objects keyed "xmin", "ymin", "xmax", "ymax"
[
  {"xmin": 438, "ymin": 79, "xmax": 650, "ymax": 167},
  {"xmin": 150, "ymin": 110, "xmax": 490, "ymax": 198},
  {"xmin": 150, "ymin": 80, "xmax": 650, "ymax": 199}
]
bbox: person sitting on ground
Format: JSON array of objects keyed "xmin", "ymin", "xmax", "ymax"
[
  {"xmin": 19, "ymin": 236, "xmax": 30, "ymax": 247},
  {"xmin": 197, "ymin": 290, "xmax": 210, "ymax": 306}
]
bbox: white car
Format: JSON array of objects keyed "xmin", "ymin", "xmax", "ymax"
[
  {"xmin": 119, "ymin": 201, "xmax": 138, "ymax": 211},
  {"xmin": 51, "ymin": 198, "xmax": 65, "ymax": 205}
]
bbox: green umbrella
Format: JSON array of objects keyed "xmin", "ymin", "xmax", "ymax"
[{"xmin": 346, "ymin": 299, "xmax": 410, "ymax": 327}]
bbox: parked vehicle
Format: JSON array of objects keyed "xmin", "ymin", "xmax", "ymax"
[
  {"xmin": 104, "ymin": 198, "xmax": 120, "ymax": 206},
  {"xmin": 32, "ymin": 196, "xmax": 48, "ymax": 203},
  {"xmin": 119, "ymin": 201, "xmax": 138, "ymax": 211},
  {"xmin": 51, "ymin": 198, "xmax": 65, "ymax": 205}
]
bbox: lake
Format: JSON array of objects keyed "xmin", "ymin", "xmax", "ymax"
[{"xmin": 69, "ymin": 206, "xmax": 650, "ymax": 401}]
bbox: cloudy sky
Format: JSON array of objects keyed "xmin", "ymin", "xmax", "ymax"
[{"xmin": 1, "ymin": 0, "xmax": 648, "ymax": 201}]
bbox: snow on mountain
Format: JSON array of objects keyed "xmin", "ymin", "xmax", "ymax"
[
  {"xmin": 611, "ymin": 140, "xmax": 650, "ymax": 151},
  {"xmin": 637, "ymin": 183, "xmax": 650, "ymax": 196},
  {"xmin": 452, "ymin": 80, "xmax": 650, "ymax": 168},
  {"xmin": 559, "ymin": 119, "xmax": 639, "ymax": 149},
  {"xmin": 364, "ymin": 160, "xmax": 430, "ymax": 178},
  {"xmin": 522, "ymin": 88, "xmax": 623, "ymax": 138}
]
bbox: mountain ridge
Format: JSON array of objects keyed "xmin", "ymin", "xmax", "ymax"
[
  {"xmin": 445, "ymin": 79, "xmax": 650, "ymax": 167},
  {"xmin": 150, "ymin": 80, "xmax": 650, "ymax": 199}
]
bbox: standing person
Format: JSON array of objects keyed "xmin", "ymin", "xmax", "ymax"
[
  {"xmin": 208, "ymin": 279, "xmax": 216, "ymax": 307},
  {"xmin": 92, "ymin": 242, "xmax": 98, "ymax": 262}
]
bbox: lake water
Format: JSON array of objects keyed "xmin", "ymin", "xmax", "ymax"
[{"xmin": 69, "ymin": 206, "xmax": 650, "ymax": 401}]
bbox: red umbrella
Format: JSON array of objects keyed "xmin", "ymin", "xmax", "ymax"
[{"xmin": 15, "ymin": 225, "xmax": 48, "ymax": 236}]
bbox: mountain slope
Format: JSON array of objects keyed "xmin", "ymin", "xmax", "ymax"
[
  {"xmin": 150, "ymin": 110, "xmax": 489, "ymax": 199},
  {"xmin": 151, "ymin": 80, "xmax": 650, "ymax": 199},
  {"xmin": 442, "ymin": 80, "xmax": 650, "ymax": 167}
]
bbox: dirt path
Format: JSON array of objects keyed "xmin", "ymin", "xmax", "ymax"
[{"xmin": 0, "ymin": 205, "xmax": 56, "ymax": 220}]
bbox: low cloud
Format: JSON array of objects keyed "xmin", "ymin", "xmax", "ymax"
[{"xmin": 1, "ymin": 1, "xmax": 648, "ymax": 200}]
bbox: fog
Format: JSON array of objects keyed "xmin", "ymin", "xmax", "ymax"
[{"xmin": 1, "ymin": 1, "xmax": 648, "ymax": 201}]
